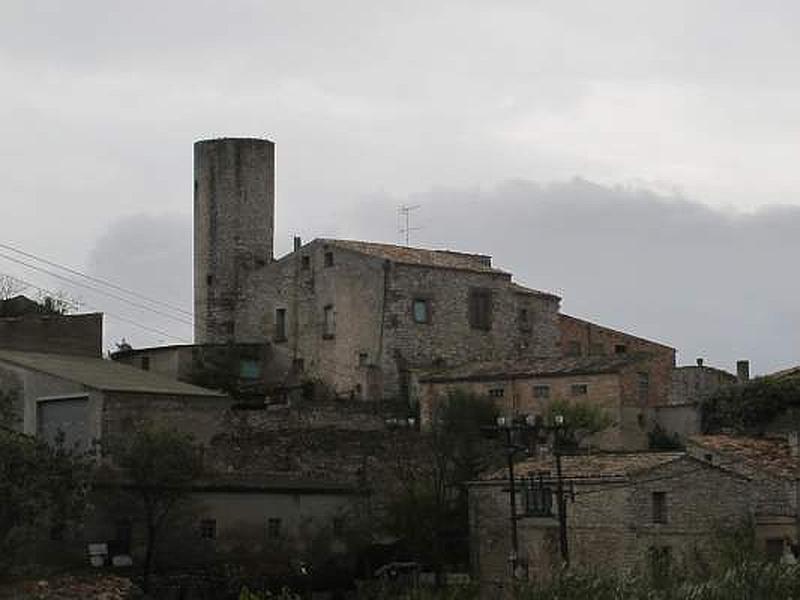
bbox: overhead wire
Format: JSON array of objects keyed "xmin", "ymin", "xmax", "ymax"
[
  {"xmin": 1, "ymin": 272, "xmax": 190, "ymax": 343},
  {"xmin": 0, "ymin": 251, "xmax": 194, "ymax": 327},
  {"xmin": 0, "ymin": 241, "xmax": 193, "ymax": 317}
]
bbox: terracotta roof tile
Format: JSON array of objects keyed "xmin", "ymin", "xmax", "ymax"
[
  {"xmin": 688, "ymin": 435, "xmax": 798, "ymax": 479},
  {"xmin": 419, "ymin": 353, "xmax": 650, "ymax": 383},
  {"xmin": 481, "ymin": 452, "xmax": 685, "ymax": 481}
]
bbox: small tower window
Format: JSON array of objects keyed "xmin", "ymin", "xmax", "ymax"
[
  {"xmin": 324, "ymin": 252, "xmax": 334, "ymax": 267},
  {"xmin": 412, "ymin": 299, "xmax": 430, "ymax": 324},
  {"xmin": 323, "ymin": 305, "xmax": 335, "ymax": 338},
  {"xmin": 301, "ymin": 256, "xmax": 311, "ymax": 270},
  {"xmin": 275, "ymin": 308, "xmax": 287, "ymax": 342}
]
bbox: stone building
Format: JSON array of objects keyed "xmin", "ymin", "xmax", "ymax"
[
  {"xmin": 469, "ymin": 452, "xmax": 756, "ymax": 583},
  {"xmin": 192, "ymin": 137, "xmax": 688, "ymax": 404},
  {"xmin": 418, "ymin": 354, "xmax": 658, "ymax": 450}
]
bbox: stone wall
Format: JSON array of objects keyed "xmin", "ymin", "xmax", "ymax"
[
  {"xmin": 559, "ymin": 314, "xmax": 675, "ymax": 408},
  {"xmin": 670, "ymin": 365, "xmax": 737, "ymax": 405},
  {"xmin": 470, "ymin": 457, "xmax": 754, "ymax": 583},
  {"xmin": 0, "ymin": 313, "xmax": 102, "ymax": 357}
]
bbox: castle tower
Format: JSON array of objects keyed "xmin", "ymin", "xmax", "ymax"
[{"xmin": 194, "ymin": 138, "xmax": 275, "ymax": 343}]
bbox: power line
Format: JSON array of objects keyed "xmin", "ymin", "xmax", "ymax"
[
  {"xmin": 0, "ymin": 241, "xmax": 193, "ymax": 317},
  {"xmin": 0, "ymin": 251, "xmax": 194, "ymax": 327},
  {"xmin": 1, "ymin": 272, "xmax": 190, "ymax": 343}
]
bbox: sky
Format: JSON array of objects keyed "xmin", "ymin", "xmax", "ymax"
[{"xmin": 0, "ymin": 1, "xmax": 798, "ymax": 373}]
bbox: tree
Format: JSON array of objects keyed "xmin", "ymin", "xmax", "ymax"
[
  {"xmin": 0, "ymin": 275, "xmax": 25, "ymax": 301},
  {"xmin": 384, "ymin": 391, "xmax": 502, "ymax": 575},
  {"xmin": 104, "ymin": 427, "xmax": 204, "ymax": 590},
  {"xmin": 702, "ymin": 377, "xmax": 800, "ymax": 434},
  {"xmin": 0, "ymin": 391, "xmax": 93, "ymax": 575},
  {"xmin": 546, "ymin": 399, "xmax": 614, "ymax": 450}
]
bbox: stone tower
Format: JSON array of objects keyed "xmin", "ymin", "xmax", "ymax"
[{"xmin": 194, "ymin": 138, "xmax": 275, "ymax": 343}]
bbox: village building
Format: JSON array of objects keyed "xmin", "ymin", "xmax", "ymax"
[
  {"xmin": 469, "ymin": 452, "xmax": 755, "ymax": 584},
  {"xmin": 0, "ymin": 348, "xmax": 229, "ymax": 447}
]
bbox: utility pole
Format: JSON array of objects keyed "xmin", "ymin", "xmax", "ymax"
[
  {"xmin": 553, "ymin": 415, "xmax": 570, "ymax": 567},
  {"xmin": 397, "ymin": 204, "xmax": 421, "ymax": 246}
]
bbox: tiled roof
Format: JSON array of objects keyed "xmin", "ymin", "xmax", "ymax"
[
  {"xmin": 419, "ymin": 353, "xmax": 650, "ymax": 383},
  {"xmin": 509, "ymin": 283, "xmax": 561, "ymax": 300},
  {"xmin": 321, "ymin": 239, "xmax": 507, "ymax": 274},
  {"xmin": 0, "ymin": 350, "xmax": 225, "ymax": 397},
  {"xmin": 481, "ymin": 452, "xmax": 685, "ymax": 482},
  {"xmin": 688, "ymin": 435, "xmax": 798, "ymax": 480},
  {"xmin": 769, "ymin": 366, "xmax": 800, "ymax": 381}
]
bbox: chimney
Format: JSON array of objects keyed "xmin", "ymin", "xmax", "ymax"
[
  {"xmin": 696, "ymin": 358, "xmax": 704, "ymax": 367},
  {"xmin": 737, "ymin": 360, "xmax": 750, "ymax": 383},
  {"xmin": 293, "ymin": 236, "xmax": 302, "ymax": 252},
  {"xmin": 789, "ymin": 432, "xmax": 799, "ymax": 459}
]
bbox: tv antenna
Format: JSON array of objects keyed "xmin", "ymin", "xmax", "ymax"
[{"xmin": 398, "ymin": 204, "xmax": 422, "ymax": 246}]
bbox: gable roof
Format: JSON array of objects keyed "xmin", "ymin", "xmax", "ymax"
[
  {"xmin": 0, "ymin": 349, "xmax": 226, "ymax": 397},
  {"xmin": 688, "ymin": 434, "xmax": 797, "ymax": 480},
  {"xmin": 419, "ymin": 353, "xmax": 650, "ymax": 383},
  {"xmin": 481, "ymin": 452, "xmax": 685, "ymax": 482},
  {"xmin": 321, "ymin": 238, "xmax": 507, "ymax": 275}
]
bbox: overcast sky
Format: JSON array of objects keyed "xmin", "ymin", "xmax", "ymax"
[{"xmin": 1, "ymin": 1, "xmax": 798, "ymax": 373}]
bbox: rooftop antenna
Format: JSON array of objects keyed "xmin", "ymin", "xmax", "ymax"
[{"xmin": 398, "ymin": 204, "xmax": 422, "ymax": 246}]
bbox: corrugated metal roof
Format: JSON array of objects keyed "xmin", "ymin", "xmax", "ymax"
[
  {"xmin": 482, "ymin": 452, "xmax": 685, "ymax": 481},
  {"xmin": 419, "ymin": 353, "xmax": 649, "ymax": 383},
  {"xmin": 0, "ymin": 349, "xmax": 225, "ymax": 397}
]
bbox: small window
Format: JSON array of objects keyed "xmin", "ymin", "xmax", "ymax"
[
  {"xmin": 488, "ymin": 388, "xmax": 505, "ymax": 398},
  {"xmin": 324, "ymin": 251, "xmax": 334, "ymax": 267},
  {"xmin": 648, "ymin": 546, "xmax": 672, "ymax": 580},
  {"xmin": 358, "ymin": 352, "xmax": 368, "ymax": 366},
  {"xmin": 267, "ymin": 518, "xmax": 282, "ymax": 539},
  {"xmin": 614, "ymin": 344, "xmax": 628, "ymax": 354},
  {"xmin": 519, "ymin": 308, "xmax": 531, "ymax": 331},
  {"xmin": 275, "ymin": 308, "xmax": 287, "ymax": 341},
  {"xmin": 766, "ymin": 538, "xmax": 785, "ymax": 562},
  {"xmin": 140, "ymin": 356, "xmax": 150, "ymax": 371},
  {"xmin": 412, "ymin": 299, "xmax": 430, "ymax": 324},
  {"xmin": 570, "ymin": 384, "xmax": 588, "ymax": 396},
  {"xmin": 566, "ymin": 340, "xmax": 582, "ymax": 357},
  {"xmin": 533, "ymin": 385, "xmax": 550, "ymax": 399},
  {"xmin": 469, "ymin": 288, "xmax": 492, "ymax": 331},
  {"xmin": 638, "ymin": 372, "xmax": 650, "ymax": 403},
  {"xmin": 323, "ymin": 305, "xmax": 335, "ymax": 338},
  {"xmin": 240, "ymin": 359, "xmax": 261, "ymax": 379},
  {"xmin": 652, "ymin": 491, "xmax": 667, "ymax": 524},
  {"xmin": 292, "ymin": 358, "xmax": 305, "ymax": 372},
  {"xmin": 333, "ymin": 517, "xmax": 345, "ymax": 537},
  {"xmin": 206, "ymin": 274, "xmax": 213, "ymax": 286},
  {"xmin": 199, "ymin": 519, "xmax": 217, "ymax": 540},
  {"xmin": 301, "ymin": 256, "xmax": 310, "ymax": 270}
]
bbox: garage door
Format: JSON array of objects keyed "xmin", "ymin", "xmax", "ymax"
[{"xmin": 37, "ymin": 396, "xmax": 89, "ymax": 449}]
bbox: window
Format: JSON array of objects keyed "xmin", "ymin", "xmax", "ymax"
[
  {"xmin": 240, "ymin": 359, "xmax": 261, "ymax": 379},
  {"xmin": 468, "ymin": 288, "xmax": 492, "ymax": 331},
  {"xmin": 358, "ymin": 352, "xmax": 368, "ymax": 366},
  {"xmin": 519, "ymin": 308, "xmax": 531, "ymax": 331},
  {"xmin": 648, "ymin": 546, "xmax": 672, "ymax": 580},
  {"xmin": 333, "ymin": 517, "xmax": 345, "ymax": 537},
  {"xmin": 533, "ymin": 385, "xmax": 550, "ymax": 399},
  {"xmin": 206, "ymin": 274, "xmax": 213, "ymax": 286},
  {"xmin": 570, "ymin": 384, "xmax": 588, "ymax": 396},
  {"xmin": 301, "ymin": 255, "xmax": 310, "ymax": 270},
  {"xmin": 652, "ymin": 491, "xmax": 668, "ymax": 524},
  {"xmin": 275, "ymin": 308, "xmax": 287, "ymax": 341},
  {"xmin": 199, "ymin": 519, "xmax": 217, "ymax": 540},
  {"xmin": 566, "ymin": 340, "xmax": 582, "ymax": 357},
  {"xmin": 267, "ymin": 518, "xmax": 282, "ymax": 539},
  {"xmin": 488, "ymin": 388, "xmax": 505, "ymax": 398},
  {"xmin": 324, "ymin": 251, "xmax": 334, "ymax": 267},
  {"xmin": 412, "ymin": 299, "xmax": 430, "ymax": 324},
  {"xmin": 614, "ymin": 344, "xmax": 628, "ymax": 354},
  {"xmin": 638, "ymin": 372, "xmax": 650, "ymax": 403},
  {"xmin": 292, "ymin": 358, "xmax": 305, "ymax": 372},
  {"xmin": 524, "ymin": 478, "xmax": 554, "ymax": 517},
  {"xmin": 323, "ymin": 305, "xmax": 335, "ymax": 338},
  {"xmin": 140, "ymin": 356, "xmax": 150, "ymax": 371},
  {"xmin": 766, "ymin": 538, "xmax": 785, "ymax": 562}
]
